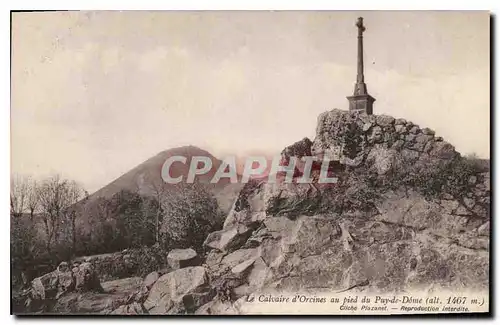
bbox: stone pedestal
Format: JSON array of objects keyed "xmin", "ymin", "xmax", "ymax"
[{"xmin": 347, "ymin": 93, "xmax": 375, "ymax": 115}]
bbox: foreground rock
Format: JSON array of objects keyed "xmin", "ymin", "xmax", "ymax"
[{"xmin": 144, "ymin": 266, "xmax": 214, "ymax": 314}]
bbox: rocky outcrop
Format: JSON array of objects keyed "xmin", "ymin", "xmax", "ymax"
[
  {"xmin": 311, "ymin": 109, "xmax": 458, "ymax": 170},
  {"xmin": 193, "ymin": 109, "xmax": 490, "ymax": 314}
]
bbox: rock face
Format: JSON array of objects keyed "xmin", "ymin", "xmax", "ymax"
[{"xmin": 167, "ymin": 248, "xmax": 200, "ymax": 270}]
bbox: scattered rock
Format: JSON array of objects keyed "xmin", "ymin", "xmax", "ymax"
[
  {"xmin": 111, "ymin": 302, "xmax": 147, "ymax": 315},
  {"xmin": 195, "ymin": 299, "xmax": 240, "ymax": 315},
  {"xmin": 455, "ymin": 205, "xmax": 472, "ymax": 216},
  {"xmin": 362, "ymin": 122, "xmax": 373, "ymax": 132},
  {"xmin": 422, "ymin": 127, "xmax": 435, "ymax": 136},
  {"xmin": 395, "ymin": 124, "xmax": 407, "ymax": 134},
  {"xmin": 366, "ymin": 146, "xmax": 397, "ymax": 175},
  {"xmin": 440, "ymin": 200, "xmax": 459, "ymax": 214},
  {"xmin": 477, "ymin": 222, "xmax": 490, "ymax": 236},
  {"xmin": 74, "ymin": 263, "xmax": 103, "ymax": 293},
  {"xmin": 409, "ymin": 126, "xmax": 420, "ymax": 134},
  {"xmin": 167, "ymin": 249, "xmax": 200, "ymax": 270},
  {"xmin": 231, "ymin": 259, "xmax": 255, "ymax": 276},
  {"xmin": 463, "ymin": 197, "xmax": 475, "ymax": 209},
  {"xmin": 144, "ymin": 266, "xmax": 212, "ymax": 314},
  {"xmin": 368, "ymin": 126, "xmax": 383, "ymax": 143},
  {"xmin": 204, "ymin": 224, "xmax": 255, "ymax": 252},
  {"xmin": 430, "ymin": 141, "xmax": 457, "ymax": 159},
  {"xmin": 376, "ymin": 115, "xmax": 395, "ymax": 126},
  {"xmin": 391, "ymin": 139, "xmax": 405, "ymax": 151},
  {"xmin": 143, "ymin": 271, "xmax": 159, "ymax": 290},
  {"xmin": 412, "ymin": 134, "xmax": 434, "ymax": 152}
]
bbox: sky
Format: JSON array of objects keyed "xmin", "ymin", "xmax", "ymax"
[{"xmin": 11, "ymin": 11, "xmax": 490, "ymax": 193}]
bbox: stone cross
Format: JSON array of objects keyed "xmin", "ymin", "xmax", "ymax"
[
  {"xmin": 356, "ymin": 17, "xmax": 365, "ymax": 83},
  {"xmin": 347, "ymin": 17, "xmax": 376, "ymax": 115}
]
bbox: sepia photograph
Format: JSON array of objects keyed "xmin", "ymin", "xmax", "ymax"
[{"xmin": 10, "ymin": 10, "xmax": 490, "ymax": 315}]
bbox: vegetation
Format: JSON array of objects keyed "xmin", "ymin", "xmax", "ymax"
[
  {"xmin": 317, "ymin": 154, "xmax": 488, "ymax": 215},
  {"xmin": 10, "ymin": 174, "xmax": 222, "ymax": 288},
  {"xmin": 160, "ymin": 182, "xmax": 223, "ymax": 252}
]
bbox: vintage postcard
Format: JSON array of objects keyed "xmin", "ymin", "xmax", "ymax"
[{"xmin": 10, "ymin": 11, "xmax": 490, "ymax": 315}]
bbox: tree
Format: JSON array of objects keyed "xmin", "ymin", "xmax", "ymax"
[
  {"xmin": 160, "ymin": 182, "xmax": 221, "ymax": 251},
  {"xmin": 10, "ymin": 174, "xmax": 28, "ymax": 217},
  {"xmin": 37, "ymin": 175, "xmax": 84, "ymax": 255},
  {"xmin": 10, "ymin": 174, "xmax": 41, "ymax": 287},
  {"xmin": 146, "ymin": 173, "xmax": 169, "ymax": 245},
  {"xmin": 10, "ymin": 174, "xmax": 40, "ymax": 218},
  {"xmin": 26, "ymin": 178, "xmax": 40, "ymax": 221},
  {"xmin": 108, "ymin": 190, "xmax": 158, "ymax": 249}
]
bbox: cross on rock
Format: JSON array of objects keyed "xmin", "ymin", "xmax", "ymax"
[{"xmin": 347, "ymin": 16, "xmax": 375, "ymax": 115}]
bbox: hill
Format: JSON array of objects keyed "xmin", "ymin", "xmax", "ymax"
[{"xmin": 88, "ymin": 145, "xmax": 243, "ymax": 213}]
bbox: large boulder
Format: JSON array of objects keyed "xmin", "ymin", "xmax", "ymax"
[
  {"xmin": 144, "ymin": 266, "xmax": 214, "ymax": 314},
  {"xmin": 167, "ymin": 248, "xmax": 200, "ymax": 270}
]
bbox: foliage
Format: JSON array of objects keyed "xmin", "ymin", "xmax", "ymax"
[
  {"xmin": 318, "ymin": 153, "xmax": 488, "ymax": 215},
  {"xmin": 160, "ymin": 182, "xmax": 222, "ymax": 252},
  {"xmin": 108, "ymin": 190, "xmax": 159, "ymax": 249},
  {"xmin": 319, "ymin": 166, "xmax": 381, "ymax": 214},
  {"xmin": 384, "ymin": 155, "xmax": 488, "ymax": 199},
  {"xmin": 342, "ymin": 121, "xmax": 364, "ymax": 159}
]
